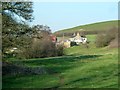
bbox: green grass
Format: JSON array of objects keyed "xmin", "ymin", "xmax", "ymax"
[
  {"xmin": 86, "ymin": 34, "xmax": 96, "ymax": 42},
  {"xmin": 3, "ymin": 45, "xmax": 118, "ymax": 88},
  {"xmin": 55, "ymin": 20, "xmax": 118, "ymax": 34},
  {"xmin": 3, "ymin": 31, "xmax": 118, "ymax": 88},
  {"xmin": 64, "ymin": 44, "xmax": 118, "ymax": 55}
]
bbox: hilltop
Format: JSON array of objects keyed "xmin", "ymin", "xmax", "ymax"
[{"xmin": 54, "ymin": 20, "xmax": 118, "ymax": 36}]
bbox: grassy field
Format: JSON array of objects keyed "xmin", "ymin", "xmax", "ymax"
[
  {"xmin": 2, "ymin": 18, "xmax": 119, "ymax": 88},
  {"xmin": 3, "ymin": 34, "xmax": 118, "ymax": 88},
  {"xmin": 55, "ymin": 20, "xmax": 118, "ymax": 34}
]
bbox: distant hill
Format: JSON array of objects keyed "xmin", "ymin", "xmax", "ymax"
[{"xmin": 54, "ymin": 20, "xmax": 118, "ymax": 36}]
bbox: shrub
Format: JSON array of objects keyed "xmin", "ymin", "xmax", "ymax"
[
  {"xmin": 21, "ymin": 37, "xmax": 64, "ymax": 59},
  {"xmin": 96, "ymin": 27, "xmax": 118, "ymax": 47},
  {"xmin": 96, "ymin": 34, "xmax": 108, "ymax": 47},
  {"xmin": 56, "ymin": 45, "xmax": 64, "ymax": 56}
]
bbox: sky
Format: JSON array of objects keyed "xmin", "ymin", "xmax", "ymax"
[{"xmin": 30, "ymin": 2, "xmax": 118, "ymax": 32}]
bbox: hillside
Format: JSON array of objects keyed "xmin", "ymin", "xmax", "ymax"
[
  {"xmin": 3, "ymin": 29, "xmax": 118, "ymax": 88},
  {"xmin": 3, "ymin": 44, "xmax": 118, "ymax": 88},
  {"xmin": 54, "ymin": 20, "xmax": 118, "ymax": 35},
  {"xmin": 3, "ymin": 20, "xmax": 119, "ymax": 88}
]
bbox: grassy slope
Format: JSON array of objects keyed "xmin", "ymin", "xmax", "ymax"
[
  {"xmin": 3, "ymin": 20, "xmax": 119, "ymax": 88},
  {"xmin": 3, "ymin": 40, "xmax": 118, "ymax": 88},
  {"xmin": 55, "ymin": 20, "xmax": 118, "ymax": 34}
]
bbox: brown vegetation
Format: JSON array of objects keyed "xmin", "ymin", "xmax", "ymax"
[
  {"xmin": 96, "ymin": 27, "xmax": 118, "ymax": 47},
  {"xmin": 20, "ymin": 37, "xmax": 64, "ymax": 59}
]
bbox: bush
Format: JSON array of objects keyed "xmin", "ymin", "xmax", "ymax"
[
  {"xmin": 96, "ymin": 27, "xmax": 118, "ymax": 47},
  {"xmin": 96, "ymin": 34, "xmax": 108, "ymax": 47},
  {"xmin": 56, "ymin": 45, "xmax": 64, "ymax": 56},
  {"xmin": 21, "ymin": 37, "xmax": 64, "ymax": 59}
]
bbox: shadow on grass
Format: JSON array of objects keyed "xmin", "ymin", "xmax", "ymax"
[{"xmin": 13, "ymin": 55, "xmax": 102, "ymax": 74}]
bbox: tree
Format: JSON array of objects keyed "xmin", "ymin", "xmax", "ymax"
[
  {"xmin": 31, "ymin": 25, "xmax": 52, "ymax": 39},
  {"xmin": 2, "ymin": 2, "xmax": 34, "ymax": 56},
  {"xmin": 2, "ymin": 2, "xmax": 33, "ymax": 22}
]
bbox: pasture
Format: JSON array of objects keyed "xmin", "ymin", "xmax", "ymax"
[
  {"xmin": 55, "ymin": 20, "xmax": 118, "ymax": 34},
  {"xmin": 3, "ymin": 34, "xmax": 118, "ymax": 88},
  {"xmin": 2, "ymin": 2, "xmax": 119, "ymax": 89}
]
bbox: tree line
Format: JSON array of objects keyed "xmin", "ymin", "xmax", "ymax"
[{"xmin": 2, "ymin": 2, "xmax": 64, "ymax": 59}]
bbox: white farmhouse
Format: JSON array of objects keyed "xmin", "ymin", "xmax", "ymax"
[{"xmin": 69, "ymin": 32, "xmax": 87, "ymax": 45}]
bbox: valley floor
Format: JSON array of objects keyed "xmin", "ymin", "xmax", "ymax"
[{"xmin": 3, "ymin": 44, "xmax": 118, "ymax": 88}]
